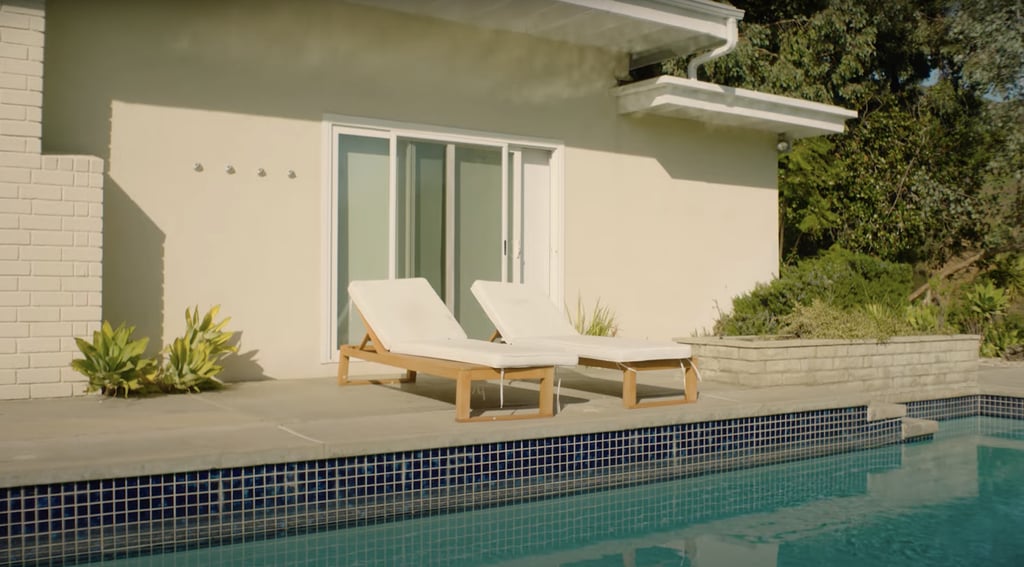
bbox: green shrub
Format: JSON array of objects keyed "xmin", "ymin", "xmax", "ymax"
[
  {"xmin": 71, "ymin": 322, "xmax": 159, "ymax": 397},
  {"xmin": 983, "ymin": 253, "xmax": 1024, "ymax": 298},
  {"xmin": 981, "ymin": 321, "xmax": 1021, "ymax": 358},
  {"xmin": 863, "ymin": 303, "xmax": 918, "ymax": 340},
  {"xmin": 568, "ymin": 297, "xmax": 619, "ymax": 337},
  {"xmin": 905, "ymin": 302, "xmax": 942, "ymax": 334},
  {"xmin": 715, "ymin": 247, "xmax": 913, "ymax": 335},
  {"xmin": 155, "ymin": 305, "xmax": 237, "ymax": 393},
  {"xmin": 780, "ymin": 300, "xmax": 914, "ymax": 341}
]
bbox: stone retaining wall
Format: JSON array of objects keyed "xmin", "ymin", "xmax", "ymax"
[{"xmin": 685, "ymin": 335, "xmax": 979, "ymax": 392}]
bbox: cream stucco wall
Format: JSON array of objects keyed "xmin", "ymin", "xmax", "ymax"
[{"xmin": 42, "ymin": 0, "xmax": 778, "ymax": 380}]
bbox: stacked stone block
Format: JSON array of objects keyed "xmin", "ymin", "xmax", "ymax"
[
  {"xmin": 686, "ymin": 335, "xmax": 980, "ymax": 393},
  {"xmin": 0, "ymin": 1, "xmax": 104, "ymax": 399}
]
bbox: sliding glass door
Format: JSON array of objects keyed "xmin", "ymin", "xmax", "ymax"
[{"xmin": 330, "ymin": 122, "xmax": 558, "ymax": 355}]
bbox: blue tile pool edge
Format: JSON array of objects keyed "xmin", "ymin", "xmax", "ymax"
[{"xmin": 3, "ymin": 394, "xmax": 1022, "ymax": 566}]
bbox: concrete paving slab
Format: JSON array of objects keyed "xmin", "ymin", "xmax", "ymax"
[
  {"xmin": 976, "ymin": 362, "xmax": 1024, "ymax": 396},
  {"xmin": 3, "ymin": 423, "xmax": 323, "ymax": 487}
]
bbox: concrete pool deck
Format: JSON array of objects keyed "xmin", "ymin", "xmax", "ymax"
[{"xmin": 1, "ymin": 363, "xmax": 1022, "ymax": 489}]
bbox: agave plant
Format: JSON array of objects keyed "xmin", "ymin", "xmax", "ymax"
[
  {"xmin": 160, "ymin": 333, "xmax": 225, "ymax": 393},
  {"xmin": 965, "ymin": 281, "xmax": 1009, "ymax": 321},
  {"xmin": 156, "ymin": 305, "xmax": 237, "ymax": 393},
  {"xmin": 71, "ymin": 322, "xmax": 158, "ymax": 397},
  {"xmin": 184, "ymin": 305, "xmax": 237, "ymax": 359}
]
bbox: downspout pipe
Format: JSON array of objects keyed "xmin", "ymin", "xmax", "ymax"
[{"xmin": 687, "ymin": 17, "xmax": 738, "ymax": 79}]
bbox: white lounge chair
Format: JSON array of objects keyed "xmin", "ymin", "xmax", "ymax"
[
  {"xmin": 471, "ymin": 280, "xmax": 700, "ymax": 409},
  {"xmin": 337, "ymin": 278, "xmax": 577, "ymax": 422}
]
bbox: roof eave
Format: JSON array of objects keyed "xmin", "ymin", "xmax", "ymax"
[{"xmin": 613, "ymin": 75, "xmax": 859, "ymax": 139}]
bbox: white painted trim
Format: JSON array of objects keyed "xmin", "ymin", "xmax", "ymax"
[
  {"xmin": 510, "ymin": 149, "xmax": 523, "ymax": 284},
  {"xmin": 401, "ymin": 143, "xmax": 415, "ymax": 278},
  {"xmin": 499, "ymin": 145, "xmax": 509, "ymax": 284},
  {"xmin": 321, "ymin": 124, "xmax": 392, "ymax": 364},
  {"xmin": 323, "ymin": 113, "xmax": 564, "ymax": 152},
  {"xmin": 550, "ymin": 145, "xmax": 566, "ymax": 305},
  {"xmin": 444, "ymin": 143, "xmax": 456, "ymax": 309},
  {"xmin": 625, "ymin": 0, "xmax": 744, "ymax": 20},
  {"xmin": 387, "ymin": 136, "xmax": 398, "ymax": 280},
  {"xmin": 560, "ymin": 0, "xmax": 736, "ymax": 37},
  {"xmin": 320, "ymin": 121, "xmax": 336, "ymax": 363}
]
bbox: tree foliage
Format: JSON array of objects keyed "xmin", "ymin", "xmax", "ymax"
[{"xmin": 667, "ymin": 0, "xmax": 1023, "ymax": 268}]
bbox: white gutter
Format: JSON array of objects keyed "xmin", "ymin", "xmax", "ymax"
[{"xmin": 687, "ymin": 17, "xmax": 738, "ymax": 79}]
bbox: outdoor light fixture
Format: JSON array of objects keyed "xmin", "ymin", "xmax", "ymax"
[{"xmin": 776, "ymin": 134, "xmax": 792, "ymax": 154}]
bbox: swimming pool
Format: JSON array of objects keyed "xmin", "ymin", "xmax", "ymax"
[{"xmin": 86, "ymin": 416, "xmax": 1024, "ymax": 566}]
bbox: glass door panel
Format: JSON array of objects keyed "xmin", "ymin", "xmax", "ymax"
[
  {"xmin": 336, "ymin": 134, "xmax": 389, "ymax": 346},
  {"xmin": 396, "ymin": 140, "xmax": 446, "ymax": 299},
  {"xmin": 454, "ymin": 146, "xmax": 503, "ymax": 339}
]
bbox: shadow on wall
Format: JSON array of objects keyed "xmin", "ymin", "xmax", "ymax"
[
  {"xmin": 102, "ymin": 180, "xmax": 164, "ymax": 356},
  {"xmin": 36, "ymin": 0, "xmax": 771, "ymax": 187},
  {"xmin": 220, "ymin": 336, "xmax": 268, "ymax": 382},
  {"xmin": 615, "ymin": 113, "xmax": 779, "ymax": 190}
]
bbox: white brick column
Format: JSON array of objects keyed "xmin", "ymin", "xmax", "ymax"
[{"xmin": 0, "ymin": 0, "xmax": 104, "ymax": 399}]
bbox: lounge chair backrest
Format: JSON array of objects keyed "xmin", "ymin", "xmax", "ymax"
[
  {"xmin": 471, "ymin": 280, "xmax": 579, "ymax": 341},
  {"xmin": 348, "ymin": 278, "xmax": 467, "ymax": 350}
]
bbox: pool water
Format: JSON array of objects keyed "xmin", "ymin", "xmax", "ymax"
[{"xmin": 92, "ymin": 417, "xmax": 1024, "ymax": 566}]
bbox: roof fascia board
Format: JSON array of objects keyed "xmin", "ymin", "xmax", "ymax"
[
  {"xmin": 624, "ymin": 0, "xmax": 744, "ymax": 21},
  {"xmin": 557, "ymin": 0, "xmax": 739, "ymax": 38}
]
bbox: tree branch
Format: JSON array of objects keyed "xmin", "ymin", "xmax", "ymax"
[{"xmin": 908, "ymin": 250, "xmax": 986, "ymax": 301}]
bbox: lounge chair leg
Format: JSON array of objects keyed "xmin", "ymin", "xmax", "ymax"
[
  {"xmin": 455, "ymin": 376, "xmax": 472, "ymax": 422},
  {"xmin": 538, "ymin": 368, "xmax": 554, "ymax": 417},
  {"xmin": 405, "ymin": 370, "xmax": 417, "ymax": 383},
  {"xmin": 337, "ymin": 350, "xmax": 350, "ymax": 385},
  {"xmin": 684, "ymin": 358, "xmax": 698, "ymax": 403},
  {"xmin": 622, "ymin": 368, "xmax": 638, "ymax": 409}
]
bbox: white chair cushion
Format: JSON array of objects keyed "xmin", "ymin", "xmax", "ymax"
[
  {"xmin": 471, "ymin": 280, "xmax": 694, "ymax": 363},
  {"xmin": 516, "ymin": 335, "xmax": 692, "ymax": 363},
  {"xmin": 391, "ymin": 339, "xmax": 578, "ymax": 369},
  {"xmin": 348, "ymin": 278, "xmax": 466, "ymax": 350},
  {"xmin": 471, "ymin": 280, "xmax": 578, "ymax": 341}
]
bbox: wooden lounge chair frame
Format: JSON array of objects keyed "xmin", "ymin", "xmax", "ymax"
[
  {"xmin": 488, "ymin": 330, "xmax": 698, "ymax": 409},
  {"xmin": 338, "ymin": 316, "xmax": 554, "ymax": 423},
  {"xmin": 580, "ymin": 356, "xmax": 699, "ymax": 409}
]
